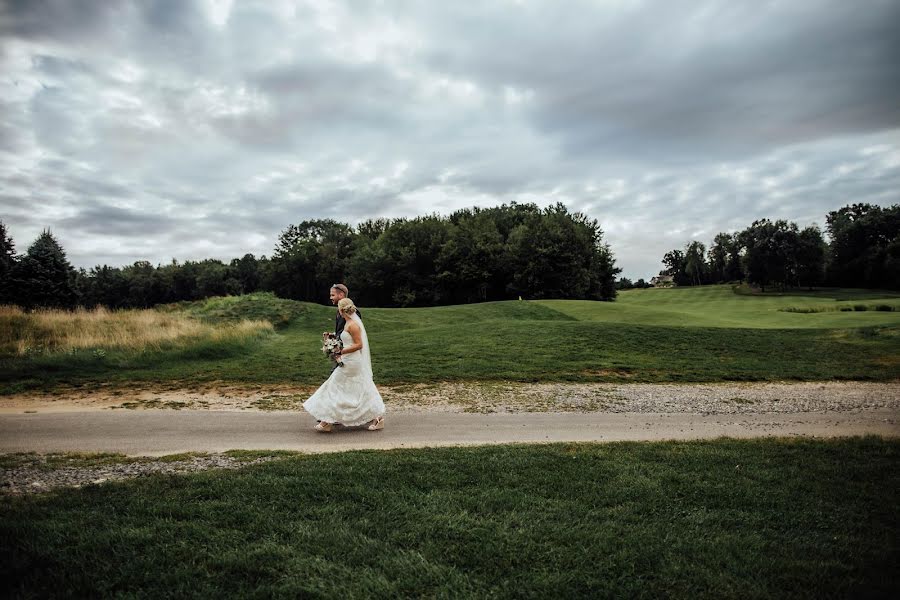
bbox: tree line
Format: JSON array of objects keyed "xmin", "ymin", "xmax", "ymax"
[
  {"xmin": 652, "ymin": 203, "xmax": 899, "ymax": 292},
  {"xmin": 0, "ymin": 202, "xmax": 621, "ymax": 310}
]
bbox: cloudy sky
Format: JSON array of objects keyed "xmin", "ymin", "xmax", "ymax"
[{"xmin": 1, "ymin": 0, "xmax": 899, "ymax": 280}]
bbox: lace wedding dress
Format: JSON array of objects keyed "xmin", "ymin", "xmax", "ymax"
[{"xmin": 303, "ymin": 313, "xmax": 385, "ymax": 426}]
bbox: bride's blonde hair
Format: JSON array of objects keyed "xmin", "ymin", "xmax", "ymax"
[{"xmin": 337, "ymin": 298, "xmax": 357, "ymax": 315}]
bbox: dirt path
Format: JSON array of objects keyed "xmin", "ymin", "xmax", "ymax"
[
  {"xmin": 2, "ymin": 382, "xmax": 897, "ymax": 494},
  {"xmin": 1, "ymin": 408, "xmax": 897, "ymax": 458},
  {"xmin": 1, "ymin": 381, "xmax": 896, "ymax": 456}
]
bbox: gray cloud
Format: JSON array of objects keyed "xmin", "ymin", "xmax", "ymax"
[
  {"xmin": 1, "ymin": 0, "xmax": 899, "ymax": 280},
  {"xmin": 57, "ymin": 201, "xmax": 177, "ymax": 236}
]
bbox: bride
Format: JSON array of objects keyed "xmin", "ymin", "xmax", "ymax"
[{"xmin": 303, "ymin": 298, "xmax": 385, "ymax": 432}]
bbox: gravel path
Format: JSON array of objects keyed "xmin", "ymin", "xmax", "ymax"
[
  {"xmin": 2, "ymin": 381, "xmax": 897, "ymax": 496},
  {"xmin": 1, "ymin": 453, "xmax": 282, "ymax": 496},
  {"xmin": 386, "ymin": 381, "xmax": 900, "ymax": 413}
]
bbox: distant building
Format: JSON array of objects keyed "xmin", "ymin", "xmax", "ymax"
[{"xmin": 650, "ymin": 275, "xmax": 675, "ymax": 288}]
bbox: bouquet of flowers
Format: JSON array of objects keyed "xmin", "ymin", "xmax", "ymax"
[{"xmin": 322, "ymin": 333, "xmax": 343, "ymax": 367}]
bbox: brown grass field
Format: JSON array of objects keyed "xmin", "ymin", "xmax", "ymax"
[{"xmin": 0, "ymin": 305, "xmax": 273, "ymax": 357}]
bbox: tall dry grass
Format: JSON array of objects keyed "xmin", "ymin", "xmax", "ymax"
[{"xmin": 0, "ymin": 305, "xmax": 273, "ymax": 356}]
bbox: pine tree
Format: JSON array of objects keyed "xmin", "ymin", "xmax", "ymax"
[
  {"xmin": 0, "ymin": 220, "xmax": 17, "ymax": 304},
  {"xmin": 10, "ymin": 229, "xmax": 76, "ymax": 308}
]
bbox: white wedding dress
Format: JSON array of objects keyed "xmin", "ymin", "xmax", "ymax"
[{"xmin": 303, "ymin": 313, "xmax": 385, "ymax": 426}]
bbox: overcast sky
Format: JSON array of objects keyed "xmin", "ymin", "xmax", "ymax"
[{"xmin": 1, "ymin": 0, "xmax": 899, "ymax": 280}]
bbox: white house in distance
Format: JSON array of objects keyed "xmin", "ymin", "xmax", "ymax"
[{"xmin": 650, "ymin": 275, "xmax": 675, "ymax": 288}]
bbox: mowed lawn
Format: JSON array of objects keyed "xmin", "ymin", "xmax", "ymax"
[
  {"xmin": 2, "ymin": 438, "xmax": 897, "ymax": 598},
  {"xmin": 540, "ymin": 285, "xmax": 900, "ymax": 329},
  {"xmin": 1, "ymin": 286, "xmax": 898, "ymax": 393}
]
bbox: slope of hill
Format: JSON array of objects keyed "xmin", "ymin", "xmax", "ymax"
[{"xmin": 1, "ymin": 287, "xmax": 897, "ymax": 393}]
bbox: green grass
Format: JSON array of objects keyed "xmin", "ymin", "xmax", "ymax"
[
  {"xmin": 158, "ymin": 292, "xmax": 315, "ymax": 328},
  {"xmin": 2, "ymin": 438, "xmax": 897, "ymax": 598},
  {"xmin": 1, "ymin": 286, "xmax": 898, "ymax": 393},
  {"xmin": 540, "ymin": 285, "xmax": 900, "ymax": 329}
]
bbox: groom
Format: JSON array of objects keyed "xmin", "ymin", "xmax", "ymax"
[
  {"xmin": 324, "ymin": 284, "xmax": 361, "ymax": 373},
  {"xmin": 324, "ymin": 283, "xmax": 361, "ymax": 341}
]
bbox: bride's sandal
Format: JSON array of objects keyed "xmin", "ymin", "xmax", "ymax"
[
  {"xmin": 315, "ymin": 421, "xmax": 333, "ymax": 433},
  {"xmin": 367, "ymin": 416, "xmax": 384, "ymax": 431}
]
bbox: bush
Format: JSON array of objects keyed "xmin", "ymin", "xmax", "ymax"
[
  {"xmin": 875, "ymin": 304, "xmax": 895, "ymax": 312},
  {"xmin": 853, "ymin": 304, "xmax": 868, "ymax": 311}
]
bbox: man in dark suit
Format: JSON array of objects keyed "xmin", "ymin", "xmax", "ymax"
[
  {"xmin": 325, "ymin": 283, "xmax": 361, "ymax": 339},
  {"xmin": 323, "ymin": 284, "xmax": 361, "ymax": 372}
]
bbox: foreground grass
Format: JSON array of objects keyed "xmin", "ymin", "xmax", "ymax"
[
  {"xmin": 1, "ymin": 438, "xmax": 897, "ymax": 598},
  {"xmin": 1, "ymin": 287, "xmax": 898, "ymax": 394}
]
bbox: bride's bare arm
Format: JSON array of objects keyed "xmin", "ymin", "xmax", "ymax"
[{"xmin": 339, "ymin": 322, "xmax": 364, "ymax": 355}]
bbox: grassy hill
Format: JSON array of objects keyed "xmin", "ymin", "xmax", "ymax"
[
  {"xmin": 1, "ymin": 286, "xmax": 898, "ymax": 393},
  {"xmin": 540, "ymin": 285, "xmax": 900, "ymax": 329}
]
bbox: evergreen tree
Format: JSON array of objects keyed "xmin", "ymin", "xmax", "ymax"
[
  {"xmin": 0, "ymin": 220, "xmax": 17, "ymax": 304},
  {"xmin": 10, "ymin": 229, "xmax": 76, "ymax": 308}
]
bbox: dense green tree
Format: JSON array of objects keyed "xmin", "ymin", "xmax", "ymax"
[
  {"xmin": 826, "ymin": 203, "xmax": 899, "ymax": 289},
  {"xmin": 122, "ymin": 261, "xmax": 170, "ymax": 308},
  {"xmin": 795, "ymin": 226, "xmax": 826, "ymax": 289},
  {"xmin": 171, "ymin": 260, "xmax": 200, "ymax": 301},
  {"xmin": 662, "ymin": 249, "xmax": 689, "ymax": 286},
  {"xmin": 435, "ymin": 210, "xmax": 504, "ymax": 303},
  {"xmin": 354, "ymin": 216, "xmax": 449, "ymax": 307},
  {"xmin": 268, "ymin": 227, "xmax": 321, "ymax": 302},
  {"xmin": 268, "ymin": 219, "xmax": 355, "ymax": 302},
  {"xmin": 505, "ymin": 204, "xmax": 617, "ymax": 300},
  {"xmin": 13, "ymin": 203, "xmax": 624, "ymax": 309},
  {"xmin": 684, "ymin": 241, "xmax": 707, "ymax": 286},
  {"xmin": 194, "ymin": 259, "xmax": 230, "ymax": 299},
  {"xmin": 661, "ymin": 206, "xmax": 891, "ymax": 292},
  {"xmin": 356, "ymin": 218, "xmax": 392, "ymax": 242},
  {"xmin": 9, "ymin": 230, "xmax": 76, "ymax": 308},
  {"xmin": 78, "ymin": 265, "xmax": 130, "ymax": 308},
  {"xmin": 738, "ymin": 219, "xmax": 804, "ymax": 292},
  {"xmin": 314, "ymin": 223, "xmax": 356, "ymax": 294},
  {"xmin": 0, "ymin": 220, "xmax": 17, "ymax": 304},
  {"xmin": 589, "ymin": 236, "xmax": 620, "ymax": 301},
  {"xmin": 738, "ymin": 220, "xmax": 779, "ymax": 292},
  {"xmin": 708, "ymin": 232, "xmax": 743, "ymax": 283},
  {"xmin": 345, "ymin": 234, "xmax": 393, "ymax": 306},
  {"xmin": 230, "ymin": 254, "xmax": 261, "ymax": 294}
]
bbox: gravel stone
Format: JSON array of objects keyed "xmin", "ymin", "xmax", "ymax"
[{"xmin": 1, "ymin": 454, "xmax": 280, "ymax": 496}]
